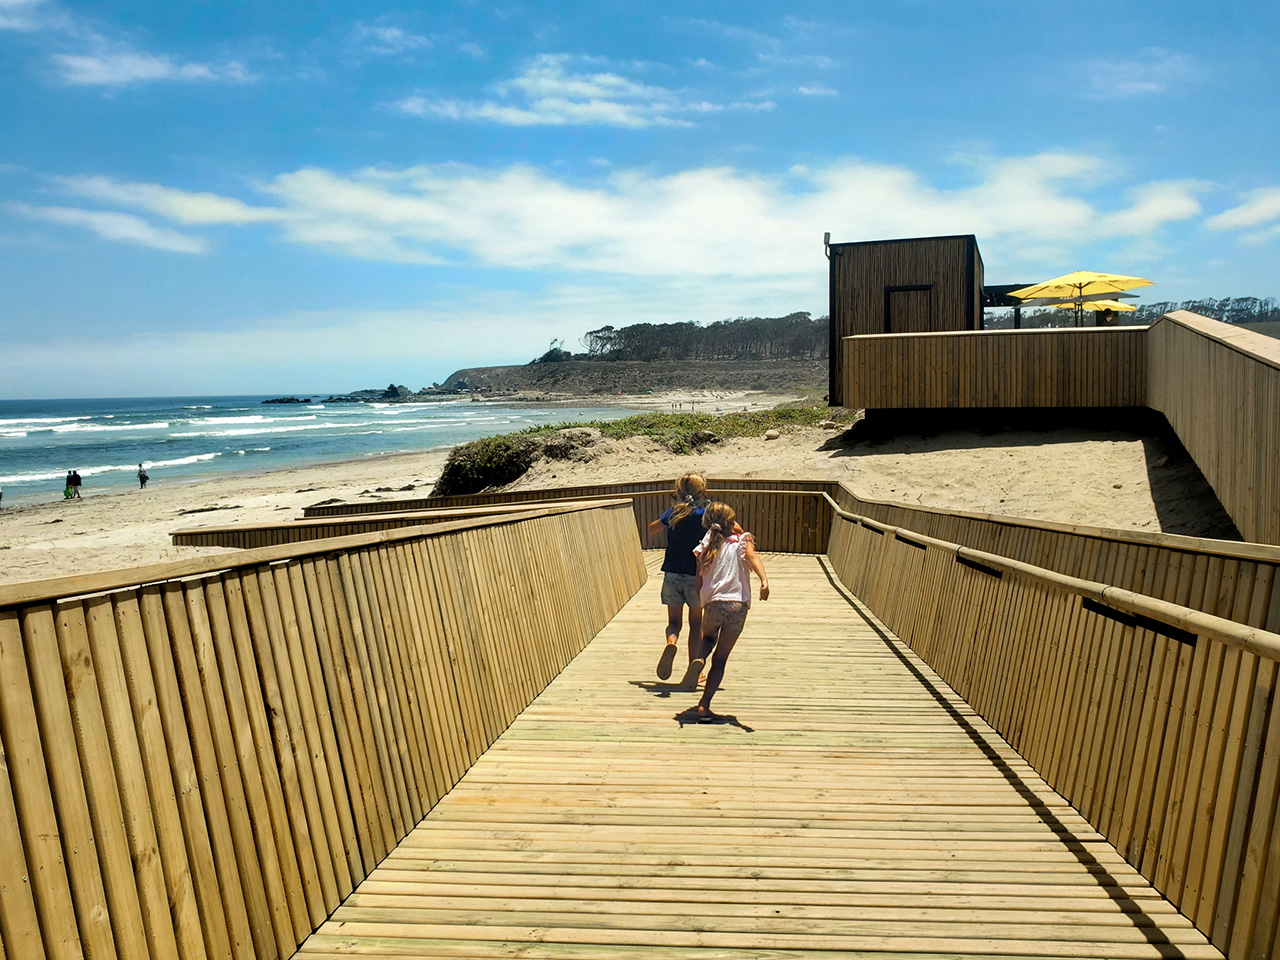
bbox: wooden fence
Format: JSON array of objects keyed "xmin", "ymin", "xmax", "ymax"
[
  {"xmin": 301, "ymin": 478, "xmax": 835, "ymax": 518},
  {"xmin": 0, "ymin": 501, "xmax": 645, "ymax": 960},
  {"xmin": 838, "ymin": 311, "xmax": 1280, "ymax": 545},
  {"xmin": 841, "ymin": 325, "xmax": 1149, "ymax": 409},
  {"xmin": 275, "ymin": 478, "xmax": 1280, "ymax": 630},
  {"xmin": 1148, "ymin": 311, "xmax": 1280, "ymax": 546},
  {"xmin": 206, "ymin": 483, "xmax": 839, "ymax": 555},
  {"xmin": 825, "ymin": 503, "xmax": 1280, "ymax": 960},
  {"xmin": 831, "ymin": 483, "xmax": 1280, "ymax": 631}
]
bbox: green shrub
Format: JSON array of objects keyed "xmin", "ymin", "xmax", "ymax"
[{"xmin": 431, "ymin": 434, "xmax": 542, "ymax": 496}]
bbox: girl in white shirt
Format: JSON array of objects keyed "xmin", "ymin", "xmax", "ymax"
[{"xmin": 691, "ymin": 502, "xmax": 770, "ymax": 722}]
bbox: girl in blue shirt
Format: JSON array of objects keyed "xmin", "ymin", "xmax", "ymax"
[{"xmin": 647, "ymin": 472, "xmax": 709, "ymax": 687}]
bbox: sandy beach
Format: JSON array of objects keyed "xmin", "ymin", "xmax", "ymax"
[{"xmin": 0, "ymin": 392, "xmax": 1238, "ymax": 587}]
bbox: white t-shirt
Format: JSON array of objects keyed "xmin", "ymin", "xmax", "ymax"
[{"xmin": 694, "ymin": 531, "xmax": 753, "ymax": 606}]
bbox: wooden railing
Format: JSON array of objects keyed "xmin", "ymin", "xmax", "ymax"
[
  {"xmin": 1148, "ymin": 311, "xmax": 1280, "ymax": 546},
  {"xmin": 203, "ymin": 482, "xmax": 841, "ymax": 555},
  {"xmin": 839, "ymin": 312, "xmax": 1280, "ymax": 545},
  {"xmin": 825, "ymin": 499, "xmax": 1280, "ymax": 960},
  {"xmin": 0, "ymin": 501, "xmax": 645, "ymax": 960},
  {"xmin": 267, "ymin": 478, "xmax": 1280, "ymax": 629},
  {"xmin": 831, "ymin": 483, "xmax": 1280, "ymax": 630},
  {"xmin": 301, "ymin": 478, "xmax": 837, "ymax": 517}
]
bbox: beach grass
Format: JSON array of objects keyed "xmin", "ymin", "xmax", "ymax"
[{"xmin": 433, "ymin": 405, "xmax": 833, "ymax": 495}]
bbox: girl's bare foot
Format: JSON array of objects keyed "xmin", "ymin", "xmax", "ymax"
[
  {"xmin": 679, "ymin": 658, "xmax": 705, "ymax": 690},
  {"xmin": 656, "ymin": 641, "xmax": 678, "ymax": 680}
]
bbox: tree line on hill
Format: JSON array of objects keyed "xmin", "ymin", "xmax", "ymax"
[
  {"xmin": 531, "ymin": 296, "xmax": 1278, "ymax": 364},
  {"xmin": 1008, "ymin": 296, "xmax": 1280, "ymax": 328},
  {"xmin": 534, "ymin": 312, "xmax": 829, "ymax": 363}
]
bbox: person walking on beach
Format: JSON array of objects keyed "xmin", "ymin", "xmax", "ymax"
[
  {"xmin": 70, "ymin": 470, "xmax": 82, "ymax": 498},
  {"xmin": 64, "ymin": 471, "xmax": 75, "ymax": 499},
  {"xmin": 647, "ymin": 472, "xmax": 710, "ymax": 687},
  {"xmin": 138, "ymin": 463, "xmax": 149, "ymax": 489},
  {"xmin": 690, "ymin": 502, "xmax": 769, "ymax": 723}
]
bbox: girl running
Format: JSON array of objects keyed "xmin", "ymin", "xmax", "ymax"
[
  {"xmin": 647, "ymin": 472, "xmax": 709, "ymax": 685},
  {"xmin": 691, "ymin": 502, "xmax": 769, "ymax": 722}
]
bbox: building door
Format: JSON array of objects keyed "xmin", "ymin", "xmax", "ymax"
[{"xmin": 884, "ymin": 285, "xmax": 933, "ymax": 333}]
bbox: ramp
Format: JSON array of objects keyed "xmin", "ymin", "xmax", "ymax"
[{"xmin": 298, "ymin": 554, "xmax": 1219, "ymax": 959}]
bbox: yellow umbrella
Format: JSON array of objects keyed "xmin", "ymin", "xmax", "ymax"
[
  {"xmin": 1052, "ymin": 299, "xmax": 1136, "ymax": 312},
  {"xmin": 1011, "ymin": 271, "xmax": 1152, "ymax": 326},
  {"xmin": 1009, "ymin": 270, "xmax": 1153, "ymax": 301}
]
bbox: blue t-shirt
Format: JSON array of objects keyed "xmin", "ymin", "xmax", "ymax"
[{"xmin": 659, "ymin": 504, "xmax": 706, "ymax": 576}]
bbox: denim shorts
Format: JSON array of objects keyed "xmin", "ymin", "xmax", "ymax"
[
  {"xmin": 660, "ymin": 572, "xmax": 699, "ymax": 607},
  {"xmin": 703, "ymin": 600, "xmax": 749, "ymax": 633}
]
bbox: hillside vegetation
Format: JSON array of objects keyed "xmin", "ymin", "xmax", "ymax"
[{"xmin": 442, "ymin": 358, "xmax": 827, "ymax": 395}]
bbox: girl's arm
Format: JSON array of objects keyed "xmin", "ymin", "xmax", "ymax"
[
  {"xmin": 646, "ymin": 518, "xmax": 665, "ymax": 544},
  {"xmin": 743, "ymin": 539, "xmax": 770, "ymax": 600}
]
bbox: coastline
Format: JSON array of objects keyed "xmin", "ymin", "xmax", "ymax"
[
  {"xmin": 0, "ymin": 388, "xmax": 806, "ymax": 585},
  {"xmin": 0, "ymin": 388, "xmax": 1238, "ymax": 586}
]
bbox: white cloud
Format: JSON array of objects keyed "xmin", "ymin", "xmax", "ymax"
[
  {"xmin": 1097, "ymin": 180, "xmax": 1207, "ymax": 234},
  {"xmin": 392, "ymin": 53, "xmax": 770, "ymax": 128},
  {"xmin": 10, "ymin": 202, "xmax": 207, "ymax": 252},
  {"xmin": 53, "ymin": 175, "xmax": 284, "ymax": 224},
  {"xmin": 1081, "ymin": 48, "xmax": 1203, "ymax": 100},
  {"xmin": 1206, "ymin": 187, "xmax": 1280, "ymax": 231},
  {"xmin": 52, "ymin": 51, "xmax": 254, "ymax": 85},
  {"xmin": 354, "ymin": 22, "xmax": 432, "ymax": 55},
  {"xmin": 0, "ymin": 0, "xmax": 49, "ymax": 30},
  {"xmin": 55, "ymin": 150, "xmax": 1203, "ymax": 279},
  {"xmin": 796, "ymin": 84, "xmax": 837, "ymax": 96}
]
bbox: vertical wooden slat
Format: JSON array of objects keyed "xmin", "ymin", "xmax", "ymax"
[
  {"xmin": 20, "ymin": 606, "xmax": 117, "ymax": 960},
  {"xmin": 112, "ymin": 594, "xmax": 208, "ymax": 960},
  {"xmin": 0, "ymin": 611, "xmax": 53, "ymax": 960},
  {"xmin": 52, "ymin": 603, "xmax": 148, "ymax": 960}
]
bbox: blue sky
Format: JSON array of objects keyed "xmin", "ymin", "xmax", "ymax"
[{"xmin": 2, "ymin": 1, "xmax": 1278, "ymax": 398}]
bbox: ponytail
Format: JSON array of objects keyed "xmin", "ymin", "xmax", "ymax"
[
  {"xmin": 667, "ymin": 471, "xmax": 708, "ymax": 528},
  {"xmin": 699, "ymin": 501, "xmax": 737, "ymax": 566}
]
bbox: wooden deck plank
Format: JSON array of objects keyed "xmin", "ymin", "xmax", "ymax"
[{"xmin": 296, "ymin": 555, "xmax": 1221, "ymax": 960}]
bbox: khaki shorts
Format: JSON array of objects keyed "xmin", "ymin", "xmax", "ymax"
[
  {"xmin": 660, "ymin": 572, "xmax": 699, "ymax": 607},
  {"xmin": 702, "ymin": 600, "xmax": 749, "ymax": 634}
]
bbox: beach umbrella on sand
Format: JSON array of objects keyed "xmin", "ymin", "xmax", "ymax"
[{"xmin": 1010, "ymin": 271, "xmax": 1152, "ymax": 326}]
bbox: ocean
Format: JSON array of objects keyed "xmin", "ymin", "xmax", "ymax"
[{"xmin": 0, "ymin": 395, "xmax": 651, "ymax": 509}]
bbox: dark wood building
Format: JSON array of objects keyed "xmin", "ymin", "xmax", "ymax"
[{"xmin": 828, "ymin": 234, "xmax": 984, "ymax": 405}]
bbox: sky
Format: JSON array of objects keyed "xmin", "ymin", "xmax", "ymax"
[{"xmin": 1, "ymin": 1, "xmax": 1278, "ymax": 398}]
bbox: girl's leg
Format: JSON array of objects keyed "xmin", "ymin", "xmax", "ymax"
[
  {"xmin": 679, "ymin": 623, "xmax": 716, "ymax": 689},
  {"xmin": 664, "ymin": 604, "xmax": 684, "ymax": 644},
  {"xmin": 656, "ymin": 603, "xmax": 684, "ymax": 679},
  {"xmin": 686, "ymin": 604, "xmax": 703, "ymax": 664},
  {"xmin": 698, "ymin": 622, "xmax": 744, "ymax": 713}
]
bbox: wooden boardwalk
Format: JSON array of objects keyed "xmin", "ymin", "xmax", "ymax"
[{"xmin": 297, "ymin": 554, "xmax": 1221, "ymax": 959}]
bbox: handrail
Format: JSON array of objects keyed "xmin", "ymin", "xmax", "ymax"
[
  {"xmin": 1155, "ymin": 309, "xmax": 1280, "ymax": 372},
  {"xmin": 819, "ymin": 491, "xmax": 1280, "ymax": 662},
  {"xmin": 832, "ymin": 479, "xmax": 1280, "ymax": 563},
  {"xmin": 0, "ymin": 499, "xmax": 634, "ymax": 608},
  {"xmin": 171, "ymin": 488, "xmax": 832, "ymax": 539}
]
